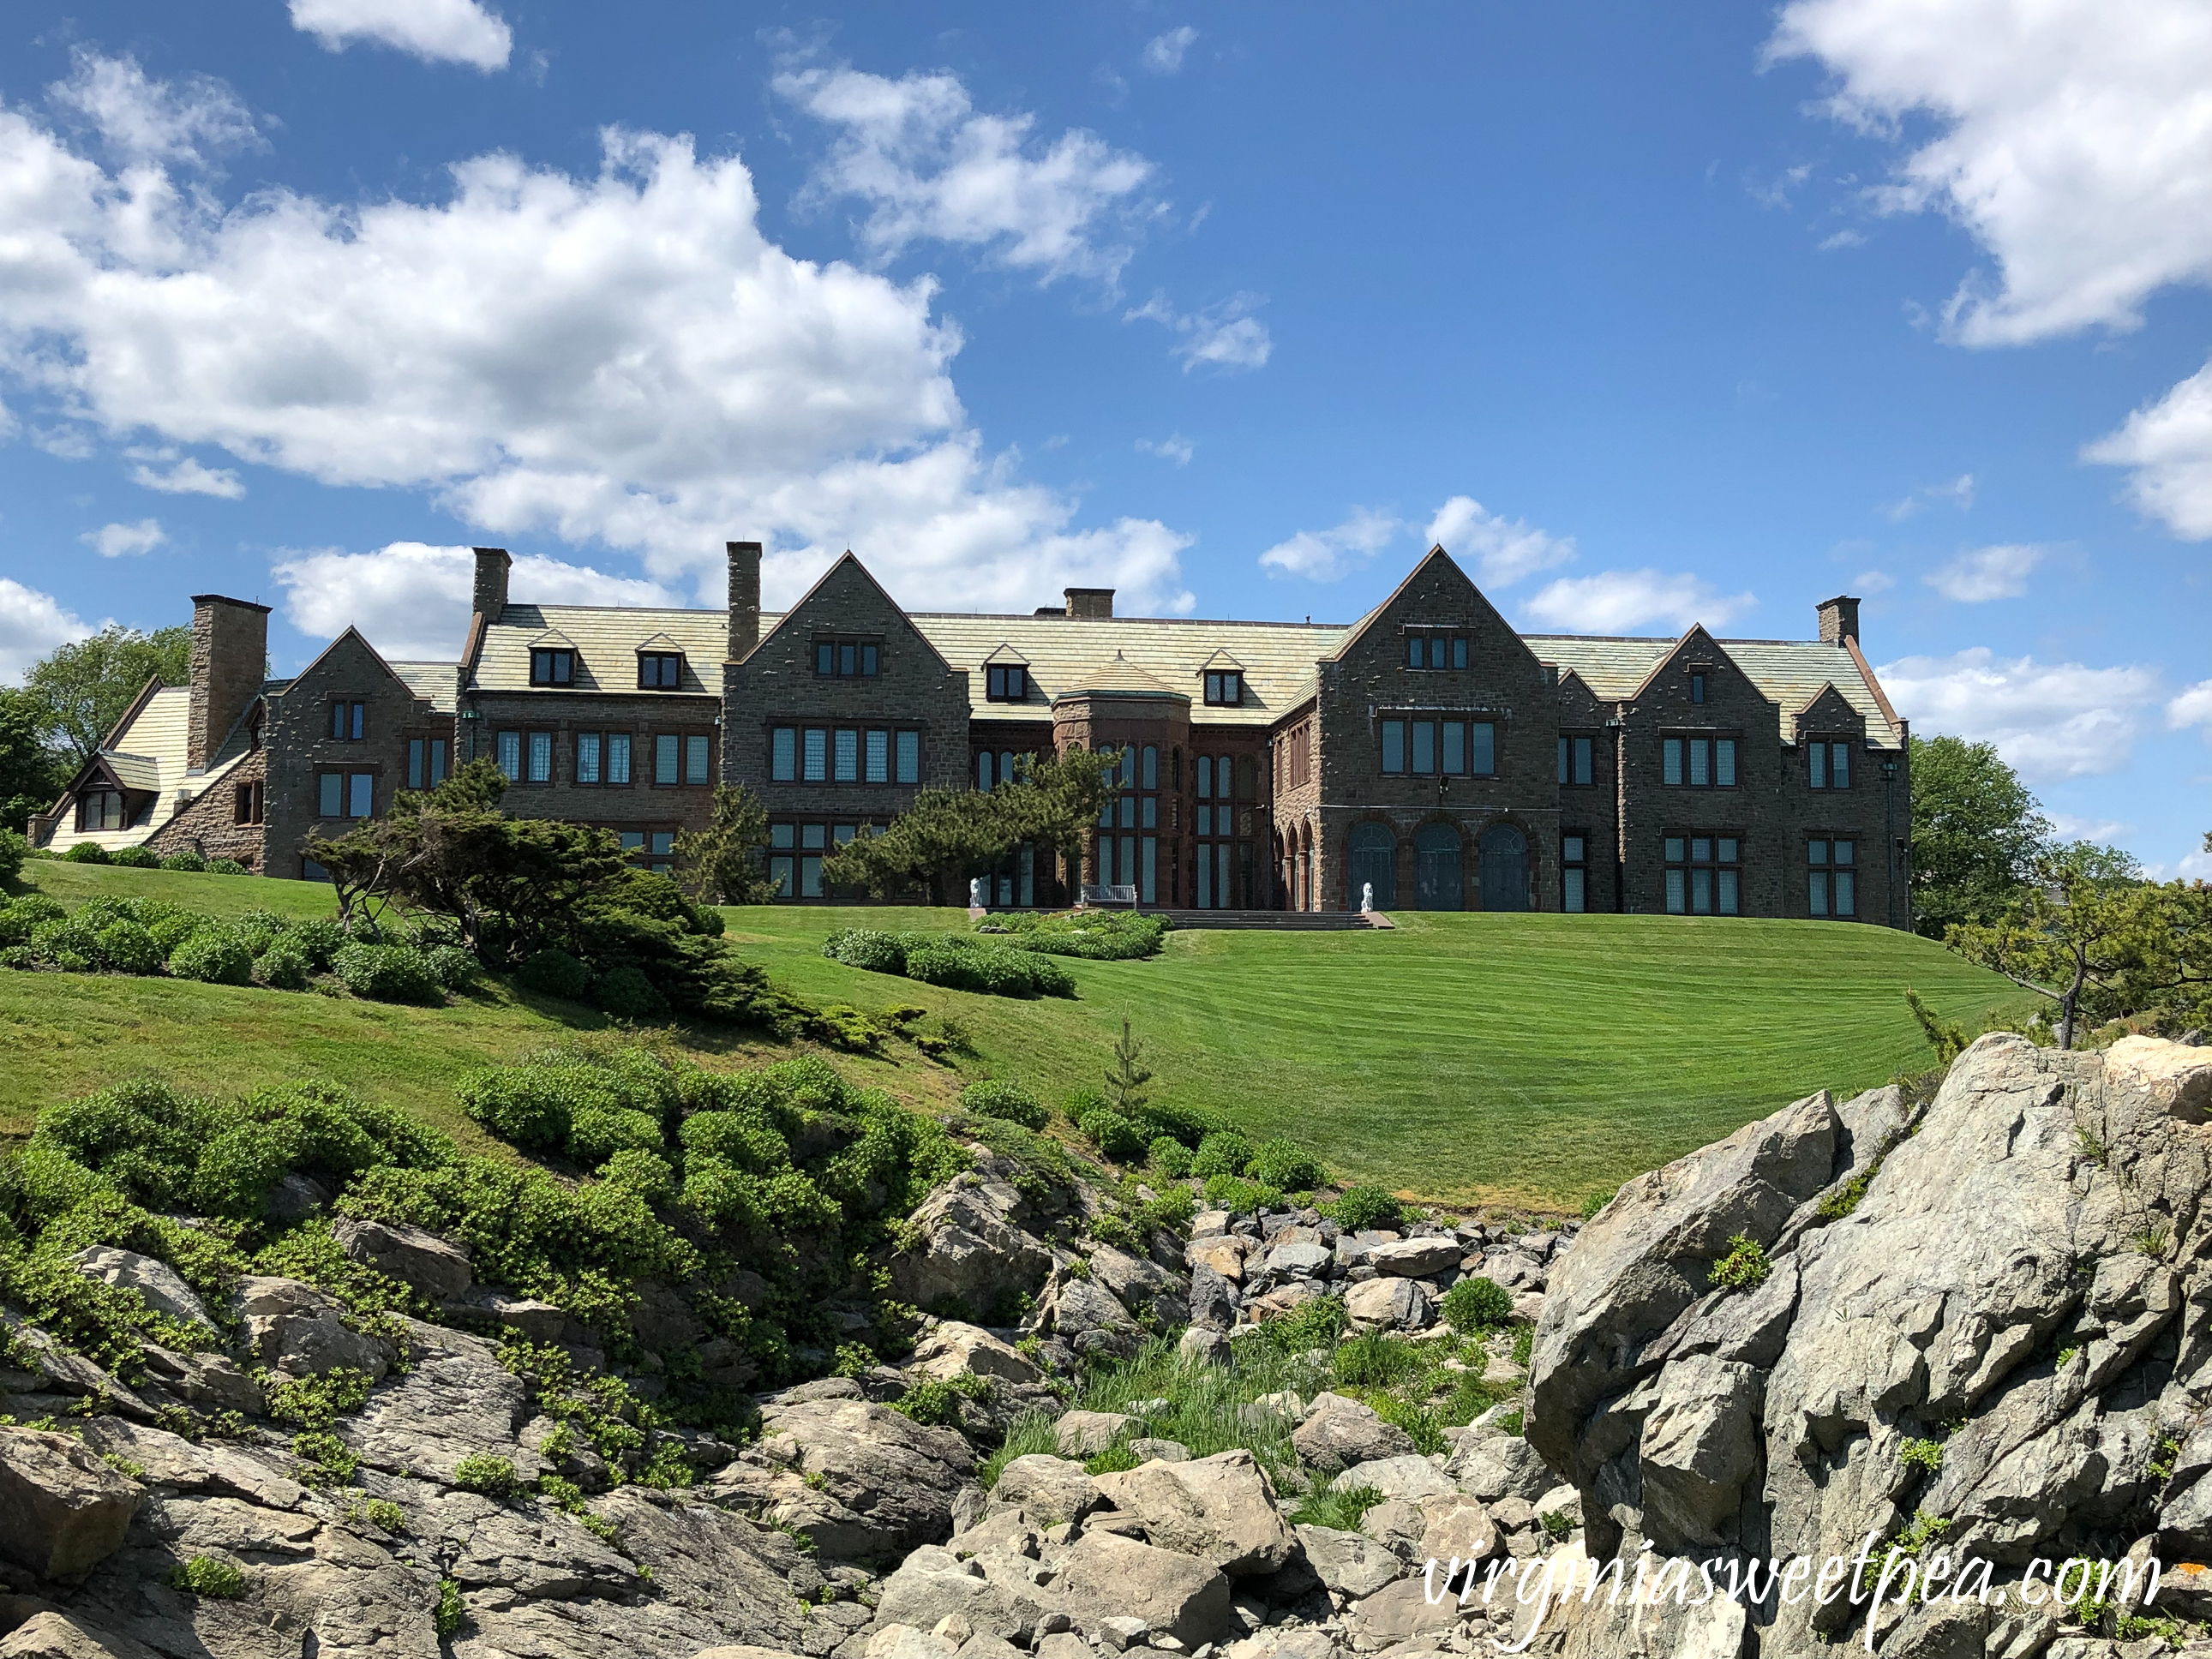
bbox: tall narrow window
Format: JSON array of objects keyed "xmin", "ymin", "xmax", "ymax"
[
  {"xmin": 607, "ymin": 734, "xmax": 632, "ymax": 785},
  {"xmin": 685, "ymin": 735, "xmax": 710, "ymax": 785},
  {"xmin": 655, "ymin": 734, "xmax": 680, "ymax": 785},
  {"xmin": 866, "ymin": 729, "xmax": 889, "ymax": 784},
  {"xmin": 802, "ymin": 728, "xmax": 827, "ymax": 782},
  {"xmin": 1663, "ymin": 737, "xmax": 1682, "ymax": 786},
  {"xmin": 496, "ymin": 730, "xmax": 522, "ymax": 780},
  {"xmin": 978, "ymin": 751, "xmax": 994, "ymax": 790},
  {"xmin": 577, "ymin": 733, "xmax": 602, "ymax": 785},
  {"xmin": 347, "ymin": 773, "xmax": 374, "ymax": 818},
  {"xmin": 1690, "ymin": 672, "xmax": 1707, "ymax": 704},
  {"xmin": 1808, "ymin": 839, "xmax": 1855, "ymax": 915},
  {"xmin": 408, "ymin": 739, "xmax": 426, "ymax": 789},
  {"xmin": 1562, "ymin": 835, "xmax": 1587, "ymax": 913},
  {"xmin": 1688, "ymin": 737, "xmax": 1711, "ymax": 788},
  {"xmin": 833, "ymin": 728, "xmax": 858, "ymax": 782},
  {"xmin": 527, "ymin": 731, "xmax": 552, "ymax": 783},
  {"xmin": 768, "ymin": 824, "xmax": 794, "ymax": 898},
  {"xmin": 895, "ymin": 730, "xmax": 920, "ymax": 783},
  {"xmin": 771, "ymin": 728, "xmax": 796, "ymax": 782},
  {"xmin": 1469, "ymin": 722, "xmax": 1496, "ymax": 776},
  {"xmin": 331, "ymin": 701, "xmax": 367, "ymax": 740},
  {"xmin": 1443, "ymin": 721, "xmax": 1466, "ymax": 776},
  {"xmin": 319, "ymin": 772, "xmax": 344, "ymax": 818},
  {"xmin": 1716, "ymin": 739, "xmax": 1737, "ymax": 787},
  {"xmin": 1381, "ymin": 720, "xmax": 1406, "ymax": 775},
  {"xmin": 1411, "ymin": 720, "xmax": 1436, "ymax": 776},
  {"xmin": 429, "ymin": 740, "xmax": 447, "ymax": 785}
]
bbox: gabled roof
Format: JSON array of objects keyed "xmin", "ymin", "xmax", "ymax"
[
  {"xmin": 527, "ymin": 626, "xmax": 579, "ymax": 650},
  {"xmin": 285, "ymin": 626, "xmax": 441, "ymax": 708},
  {"xmin": 1198, "ymin": 647, "xmax": 1244, "ymax": 672},
  {"xmin": 1526, "ymin": 632, "xmax": 1904, "ymax": 746},
  {"xmin": 982, "ymin": 642, "xmax": 1030, "ymax": 666},
  {"xmin": 1324, "ymin": 545, "xmax": 1550, "ymax": 678},
  {"xmin": 41, "ymin": 686, "xmax": 249, "ymax": 851},
  {"xmin": 1054, "ymin": 652, "xmax": 1186, "ymax": 702},
  {"xmin": 473, "ymin": 605, "xmax": 728, "ymax": 697},
  {"xmin": 765, "ymin": 551, "xmax": 961, "ymax": 678},
  {"xmin": 635, "ymin": 631, "xmax": 686, "ymax": 654}
]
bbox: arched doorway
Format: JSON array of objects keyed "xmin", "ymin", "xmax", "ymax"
[
  {"xmin": 1413, "ymin": 823, "xmax": 1463, "ymax": 911},
  {"xmin": 1348, "ymin": 822, "xmax": 1396, "ymax": 910},
  {"xmin": 1480, "ymin": 823, "xmax": 1530, "ymax": 913}
]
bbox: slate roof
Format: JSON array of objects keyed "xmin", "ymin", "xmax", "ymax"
[
  {"xmin": 42, "ymin": 686, "xmax": 249, "ymax": 852},
  {"xmin": 389, "ymin": 662, "xmax": 460, "ymax": 714},
  {"xmin": 472, "ymin": 606, "xmax": 728, "ymax": 698},
  {"xmin": 1526, "ymin": 634, "xmax": 1903, "ymax": 746}
]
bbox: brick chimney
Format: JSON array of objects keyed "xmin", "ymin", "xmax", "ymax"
[
  {"xmin": 1816, "ymin": 594, "xmax": 1861, "ymax": 648},
  {"xmin": 1064, "ymin": 587, "xmax": 1115, "ymax": 620},
  {"xmin": 728, "ymin": 540, "xmax": 762, "ymax": 660},
  {"xmin": 187, "ymin": 595, "xmax": 270, "ymax": 772},
  {"xmin": 471, "ymin": 547, "xmax": 513, "ymax": 620}
]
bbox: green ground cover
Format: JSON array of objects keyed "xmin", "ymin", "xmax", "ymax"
[{"xmin": 2, "ymin": 865, "xmax": 2027, "ymax": 1208}]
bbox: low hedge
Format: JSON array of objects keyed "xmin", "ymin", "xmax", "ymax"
[
  {"xmin": 978, "ymin": 910, "xmax": 1171, "ymax": 961},
  {"xmin": 823, "ymin": 929, "xmax": 1076, "ymax": 999}
]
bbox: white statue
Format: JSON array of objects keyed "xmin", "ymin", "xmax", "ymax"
[
  {"xmin": 1360, "ymin": 881, "xmax": 1375, "ymax": 914},
  {"xmin": 969, "ymin": 876, "xmax": 986, "ymax": 909}
]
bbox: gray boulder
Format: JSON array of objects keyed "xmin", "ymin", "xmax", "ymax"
[
  {"xmin": 0, "ymin": 1430, "xmax": 142, "ymax": 1583},
  {"xmin": 0, "ymin": 1611, "xmax": 162, "ymax": 1659},
  {"xmin": 1053, "ymin": 1411, "xmax": 1136, "ymax": 1458},
  {"xmin": 908, "ymin": 1322, "xmax": 1041, "ymax": 1385},
  {"xmin": 892, "ymin": 1180, "xmax": 1058, "ymax": 1314},
  {"xmin": 1363, "ymin": 1237, "xmax": 1460, "ymax": 1279},
  {"xmin": 1035, "ymin": 1277, "xmax": 1142, "ymax": 1362},
  {"xmin": 1185, "ymin": 1265, "xmax": 1238, "ymax": 1333},
  {"xmin": 1291, "ymin": 1393, "xmax": 1417, "ymax": 1473},
  {"xmin": 1045, "ymin": 1530, "xmax": 1232, "ymax": 1646},
  {"xmin": 1091, "ymin": 1450, "xmax": 1293, "ymax": 1575},
  {"xmin": 66, "ymin": 1249, "xmax": 209, "ymax": 1330},
  {"xmin": 991, "ymin": 1455, "xmax": 1100, "ymax": 1527},
  {"xmin": 1292, "ymin": 1524, "xmax": 1402, "ymax": 1596},
  {"xmin": 1344, "ymin": 1275, "xmax": 1430, "ymax": 1332},
  {"xmin": 338, "ymin": 1318, "xmax": 544, "ymax": 1486},
  {"xmin": 1335, "ymin": 1453, "xmax": 1454, "ymax": 1502},
  {"xmin": 717, "ymin": 1397, "xmax": 978, "ymax": 1560},
  {"xmin": 333, "ymin": 1215, "xmax": 473, "ymax": 1301}
]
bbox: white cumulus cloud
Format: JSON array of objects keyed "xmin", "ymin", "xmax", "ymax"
[
  {"xmin": 1136, "ymin": 434, "xmax": 1194, "ymax": 466},
  {"xmin": 81, "ymin": 518, "xmax": 165, "ymax": 558},
  {"xmin": 1143, "ymin": 28, "xmax": 1199, "ymax": 75},
  {"xmin": 1257, "ymin": 509, "xmax": 1400, "ymax": 583},
  {"xmin": 775, "ymin": 64, "xmax": 1157, "ymax": 285},
  {"xmin": 1767, "ymin": 0, "xmax": 2212, "ymax": 540},
  {"xmin": 0, "ymin": 578, "xmax": 93, "ymax": 680},
  {"xmin": 273, "ymin": 542, "xmax": 675, "ymax": 662},
  {"xmin": 1521, "ymin": 571, "xmax": 1756, "ymax": 634},
  {"xmin": 1127, "ymin": 292, "xmax": 1273, "ymax": 372},
  {"xmin": 129, "ymin": 454, "xmax": 244, "ymax": 498},
  {"xmin": 1924, "ymin": 542, "xmax": 2045, "ymax": 602},
  {"xmin": 289, "ymin": 0, "xmax": 513, "ymax": 72},
  {"xmin": 1424, "ymin": 495, "xmax": 1575, "ymax": 588},
  {"xmin": 2168, "ymin": 678, "xmax": 2212, "ymax": 735},
  {"xmin": 2083, "ymin": 356, "xmax": 2212, "ymax": 540},
  {"xmin": 48, "ymin": 49, "xmax": 258, "ymax": 166},
  {"xmin": 1766, "ymin": 0, "xmax": 2212, "ymax": 346},
  {"xmin": 1875, "ymin": 646, "xmax": 2162, "ymax": 780},
  {"xmin": 0, "ymin": 57, "xmax": 1195, "ymax": 617}
]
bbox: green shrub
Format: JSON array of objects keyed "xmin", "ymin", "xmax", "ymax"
[
  {"xmin": 1148, "ymin": 1136, "xmax": 1193, "ymax": 1179},
  {"xmin": 566, "ymin": 1105, "xmax": 665, "ymax": 1166},
  {"xmin": 166, "ymin": 1554, "xmax": 247, "ymax": 1598},
  {"xmin": 109, "ymin": 845, "xmax": 160, "ymax": 869},
  {"xmin": 0, "ymin": 895, "xmax": 65, "ymax": 946},
  {"xmin": 1247, "ymin": 1139, "xmax": 1327, "ymax": 1193},
  {"xmin": 516, "ymin": 947, "xmax": 590, "ymax": 1000},
  {"xmin": 285, "ymin": 918, "xmax": 347, "ymax": 972},
  {"xmin": 1190, "ymin": 1131, "xmax": 1255, "ymax": 1178},
  {"xmin": 94, "ymin": 921, "xmax": 164, "ymax": 975},
  {"xmin": 63, "ymin": 842, "xmax": 111, "ymax": 865},
  {"xmin": 228, "ymin": 911, "xmax": 290, "ymax": 958},
  {"xmin": 822, "ymin": 929, "xmax": 908, "ymax": 973},
  {"xmin": 1124, "ymin": 1100, "xmax": 1223, "ymax": 1149},
  {"xmin": 1709, "ymin": 1234, "xmax": 1771, "ymax": 1291},
  {"xmin": 1079, "ymin": 1109, "xmax": 1146, "ymax": 1162},
  {"xmin": 451, "ymin": 1452, "xmax": 519, "ymax": 1498},
  {"xmin": 207, "ymin": 859, "xmax": 249, "ymax": 876},
  {"xmin": 168, "ymin": 928, "xmax": 254, "ymax": 986},
  {"xmin": 0, "ymin": 829, "xmax": 24, "ymax": 882},
  {"xmin": 255, "ymin": 945, "xmax": 313, "ymax": 991},
  {"xmin": 1290, "ymin": 1481, "xmax": 1384, "ymax": 1530},
  {"xmin": 1331, "ymin": 1185, "xmax": 1404, "ymax": 1231},
  {"xmin": 991, "ymin": 910, "xmax": 1170, "ymax": 961},
  {"xmin": 333, "ymin": 943, "xmax": 442, "ymax": 1003},
  {"xmin": 435, "ymin": 1578, "xmax": 465, "ymax": 1637},
  {"xmin": 159, "ymin": 850, "xmax": 207, "ymax": 872},
  {"xmin": 1580, "ymin": 1186, "xmax": 1619, "ymax": 1220},
  {"xmin": 959, "ymin": 1080, "xmax": 1047, "ymax": 1130},
  {"xmin": 591, "ymin": 963, "xmax": 668, "ymax": 1020},
  {"xmin": 1201, "ymin": 1173, "xmax": 1284, "ymax": 1214},
  {"xmin": 1442, "ymin": 1276, "xmax": 1514, "ymax": 1333}
]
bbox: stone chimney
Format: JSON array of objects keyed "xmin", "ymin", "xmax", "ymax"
[
  {"xmin": 728, "ymin": 541, "xmax": 762, "ymax": 660},
  {"xmin": 472, "ymin": 547, "xmax": 513, "ymax": 620},
  {"xmin": 1817, "ymin": 595, "xmax": 1861, "ymax": 649},
  {"xmin": 187, "ymin": 595, "xmax": 270, "ymax": 772},
  {"xmin": 1064, "ymin": 587, "xmax": 1115, "ymax": 620}
]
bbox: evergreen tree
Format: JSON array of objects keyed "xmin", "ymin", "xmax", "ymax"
[
  {"xmin": 673, "ymin": 784, "xmax": 777, "ymax": 905},
  {"xmin": 1104, "ymin": 1019, "xmax": 1154, "ymax": 1118}
]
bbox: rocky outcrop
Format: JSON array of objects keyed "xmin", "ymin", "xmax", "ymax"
[
  {"xmin": 1527, "ymin": 1033, "xmax": 2212, "ymax": 1656},
  {"xmin": 0, "ymin": 1431, "xmax": 143, "ymax": 1584}
]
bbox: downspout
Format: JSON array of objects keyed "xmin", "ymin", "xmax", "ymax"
[{"xmin": 1610, "ymin": 705, "xmax": 1628, "ymax": 913}]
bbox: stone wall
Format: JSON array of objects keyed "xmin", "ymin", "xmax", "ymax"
[{"xmin": 144, "ymin": 749, "xmax": 267, "ymax": 869}]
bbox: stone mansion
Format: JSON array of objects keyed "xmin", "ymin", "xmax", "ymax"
[{"xmin": 33, "ymin": 541, "xmax": 1913, "ymax": 924}]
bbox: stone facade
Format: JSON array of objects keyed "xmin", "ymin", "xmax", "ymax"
[
  {"xmin": 145, "ymin": 749, "xmax": 267, "ymax": 869},
  {"xmin": 185, "ymin": 596, "xmax": 268, "ymax": 773},
  {"xmin": 72, "ymin": 542, "xmax": 1911, "ymax": 926}
]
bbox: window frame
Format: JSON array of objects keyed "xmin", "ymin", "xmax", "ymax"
[
  {"xmin": 1662, "ymin": 734, "xmax": 1739, "ymax": 788},
  {"xmin": 1203, "ymin": 670, "xmax": 1243, "ymax": 706},
  {"xmin": 1808, "ymin": 739, "xmax": 1854, "ymax": 791},
  {"xmin": 1562, "ymin": 832, "xmax": 1589, "ymax": 913},
  {"xmin": 1403, "ymin": 632, "xmax": 1469, "ymax": 671},
  {"xmin": 1807, "ymin": 836, "xmax": 1857, "ymax": 918},
  {"xmin": 637, "ymin": 651, "xmax": 685, "ymax": 691},
  {"xmin": 329, "ymin": 699, "xmax": 367, "ymax": 742},
  {"xmin": 985, "ymin": 664, "xmax": 1028, "ymax": 703},
  {"xmin": 813, "ymin": 638, "xmax": 882, "ymax": 678},
  {"xmin": 77, "ymin": 788, "xmax": 126, "ymax": 832},
  {"xmin": 529, "ymin": 648, "xmax": 576, "ymax": 688},
  {"xmin": 1558, "ymin": 734, "xmax": 1596, "ymax": 787},
  {"xmin": 1663, "ymin": 832, "xmax": 1742, "ymax": 916},
  {"xmin": 233, "ymin": 780, "xmax": 265, "ymax": 825}
]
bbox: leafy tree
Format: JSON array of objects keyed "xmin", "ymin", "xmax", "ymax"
[
  {"xmin": 1909, "ymin": 734, "xmax": 2051, "ymax": 939},
  {"xmin": 21, "ymin": 626, "xmax": 192, "ymax": 764},
  {"xmin": 673, "ymin": 785, "xmax": 777, "ymax": 905},
  {"xmin": 1104, "ymin": 1018, "xmax": 1154, "ymax": 1118},
  {"xmin": 1945, "ymin": 841, "xmax": 2166, "ymax": 1049},
  {"xmin": 822, "ymin": 749, "xmax": 1115, "ymax": 903},
  {"xmin": 0, "ymin": 689, "xmax": 65, "ymax": 831}
]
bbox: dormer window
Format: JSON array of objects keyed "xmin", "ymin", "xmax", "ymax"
[
  {"xmin": 531, "ymin": 649, "xmax": 575, "ymax": 686},
  {"xmin": 638, "ymin": 651, "xmax": 684, "ymax": 690},
  {"xmin": 816, "ymin": 638, "xmax": 880, "ymax": 677},
  {"xmin": 1204, "ymin": 670, "xmax": 1243, "ymax": 706},
  {"xmin": 986, "ymin": 664, "xmax": 1028, "ymax": 702}
]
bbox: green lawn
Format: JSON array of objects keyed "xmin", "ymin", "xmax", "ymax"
[{"xmin": 3, "ymin": 863, "xmax": 2028, "ymax": 1209}]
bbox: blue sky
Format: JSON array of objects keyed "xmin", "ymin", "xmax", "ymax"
[{"xmin": 0, "ymin": 0, "xmax": 2205, "ymax": 871}]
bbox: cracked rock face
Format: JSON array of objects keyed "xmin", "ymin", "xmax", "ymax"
[{"xmin": 1526, "ymin": 1033, "xmax": 2212, "ymax": 1657}]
